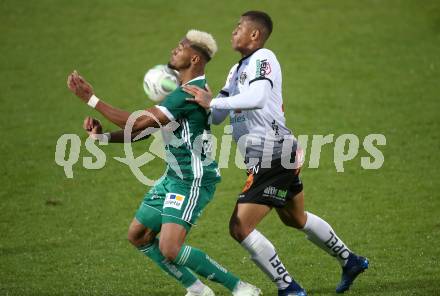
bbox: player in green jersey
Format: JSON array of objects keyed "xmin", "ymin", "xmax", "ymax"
[{"xmin": 67, "ymin": 30, "xmax": 260, "ymax": 296}]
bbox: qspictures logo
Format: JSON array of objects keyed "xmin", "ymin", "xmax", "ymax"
[{"xmin": 54, "ymin": 110, "xmax": 386, "ymax": 185}]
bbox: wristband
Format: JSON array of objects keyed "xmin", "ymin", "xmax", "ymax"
[{"xmin": 87, "ymin": 94, "xmax": 100, "ymax": 108}]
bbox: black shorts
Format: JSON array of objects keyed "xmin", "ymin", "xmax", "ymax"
[{"xmin": 237, "ymin": 157, "xmax": 303, "ymax": 208}]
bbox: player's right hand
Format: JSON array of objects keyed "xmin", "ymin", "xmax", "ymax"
[
  {"xmin": 183, "ymin": 84, "xmax": 213, "ymax": 110},
  {"xmin": 67, "ymin": 70, "xmax": 94, "ymax": 103},
  {"xmin": 83, "ymin": 116, "xmax": 103, "ymax": 137}
]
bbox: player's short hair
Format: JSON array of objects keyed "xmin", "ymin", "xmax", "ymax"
[
  {"xmin": 241, "ymin": 10, "xmax": 273, "ymax": 39},
  {"xmin": 186, "ymin": 29, "xmax": 218, "ymax": 61}
]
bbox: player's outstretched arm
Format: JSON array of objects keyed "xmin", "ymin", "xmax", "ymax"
[
  {"xmin": 83, "ymin": 116, "xmax": 151, "ymax": 143},
  {"xmin": 67, "ymin": 70, "xmax": 133, "ymax": 129},
  {"xmin": 107, "ymin": 130, "xmax": 150, "ymax": 143},
  {"xmin": 67, "ymin": 70, "xmax": 169, "ymax": 132},
  {"xmin": 82, "ymin": 117, "xmax": 150, "ymax": 143},
  {"xmin": 67, "ymin": 70, "xmax": 130, "ymax": 128}
]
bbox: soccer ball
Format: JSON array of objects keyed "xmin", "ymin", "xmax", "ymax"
[{"xmin": 143, "ymin": 65, "xmax": 179, "ymax": 102}]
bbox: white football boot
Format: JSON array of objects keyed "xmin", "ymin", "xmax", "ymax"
[
  {"xmin": 185, "ymin": 285, "xmax": 215, "ymax": 296},
  {"xmin": 232, "ymin": 281, "xmax": 262, "ymax": 296}
]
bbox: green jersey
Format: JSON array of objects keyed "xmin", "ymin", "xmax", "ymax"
[{"xmin": 156, "ymin": 75, "xmax": 220, "ymax": 186}]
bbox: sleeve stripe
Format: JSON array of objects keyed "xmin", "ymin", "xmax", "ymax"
[
  {"xmin": 249, "ymin": 77, "xmax": 273, "ymax": 88},
  {"xmin": 219, "ymin": 90, "xmax": 229, "ymax": 96},
  {"xmin": 155, "ymin": 105, "xmax": 175, "ymax": 121}
]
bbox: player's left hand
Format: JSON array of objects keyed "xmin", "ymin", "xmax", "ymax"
[
  {"xmin": 83, "ymin": 116, "xmax": 103, "ymax": 135},
  {"xmin": 83, "ymin": 116, "xmax": 107, "ymax": 141},
  {"xmin": 67, "ymin": 70, "xmax": 94, "ymax": 103},
  {"xmin": 183, "ymin": 84, "xmax": 213, "ymax": 110}
]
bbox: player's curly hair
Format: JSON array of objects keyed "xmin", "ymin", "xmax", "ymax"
[{"xmin": 186, "ymin": 29, "xmax": 218, "ymax": 61}]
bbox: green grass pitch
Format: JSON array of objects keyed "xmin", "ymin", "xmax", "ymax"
[{"xmin": 1, "ymin": 0, "xmax": 439, "ymax": 295}]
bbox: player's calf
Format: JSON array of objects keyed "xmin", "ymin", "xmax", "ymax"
[
  {"xmin": 173, "ymin": 244, "xmax": 245, "ymax": 292},
  {"xmin": 129, "ymin": 219, "xmax": 203, "ymax": 292},
  {"xmin": 229, "ymin": 203, "xmax": 271, "ymax": 242}
]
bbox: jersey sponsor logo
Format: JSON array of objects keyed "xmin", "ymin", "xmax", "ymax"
[
  {"xmin": 256, "ymin": 59, "xmax": 272, "ymax": 77},
  {"xmin": 277, "ymin": 189, "xmax": 288, "ymax": 199},
  {"xmin": 325, "ymin": 230, "xmax": 351, "ymax": 260},
  {"xmin": 269, "ymin": 253, "xmax": 292, "ymax": 285},
  {"xmin": 263, "ymin": 186, "xmax": 288, "ymax": 200},
  {"xmin": 164, "ymin": 193, "xmax": 186, "ymax": 210},
  {"xmin": 239, "ymin": 71, "xmax": 247, "ymax": 84},
  {"xmin": 230, "ymin": 114, "xmax": 246, "ymax": 123},
  {"xmin": 264, "ymin": 186, "xmax": 277, "ymax": 196}
]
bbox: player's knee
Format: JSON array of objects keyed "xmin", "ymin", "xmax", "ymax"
[
  {"xmin": 159, "ymin": 240, "xmax": 180, "ymax": 261},
  {"xmin": 281, "ymin": 213, "xmax": 307, "ymax": 229},
  {"xmin": 127, "ymin": 227, "xmax": 155, "ymax": 247},
  {"xmin": 229, "ymin": 220, "xmax": 252, "ymax": 242},
  {"xmin": 127, "ymin": 229, "xmax": 139, "ymax": 246},
  {"xmin": 282, "ymin": 219, "xmax": 302, "ymax": 229}
]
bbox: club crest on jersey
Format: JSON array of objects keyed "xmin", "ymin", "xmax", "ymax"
[
  {"xmin": 164, "ymin": 193, "xmax": 185, "ymax": 210},
  {"xmin": 239, "ymin": 72, "xmax": 247, "ymax": 84},
  {"xmin": 256, "ymin": 59, "xmax": 271, "ymax": 77}
]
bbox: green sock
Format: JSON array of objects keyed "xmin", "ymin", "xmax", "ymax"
[
  {"xmin": 175, "ymin": 245, "xmax": 240, "ymax": 291},
  {"xmin": 138, "ymin": 239, "xmax": 197, "ymax": 288}
]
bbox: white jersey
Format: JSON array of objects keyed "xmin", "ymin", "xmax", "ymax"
[{"xmin": 218, "ymin": 48, "xmax": 295, "ymax": 165}]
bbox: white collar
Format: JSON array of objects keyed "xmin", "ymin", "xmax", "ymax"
[{"xmin": 183, "ymin": 75, "xmax": 206, "ymax": 85}]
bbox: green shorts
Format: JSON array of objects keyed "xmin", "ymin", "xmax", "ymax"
[{"xmin": 135, "ymin": 176, "xmax": 217, "ymax": 233}]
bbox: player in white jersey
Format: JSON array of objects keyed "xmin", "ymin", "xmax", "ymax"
[{"xmin": 184, "ymin": 11, "xmax": 369, "ymax": 296}]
